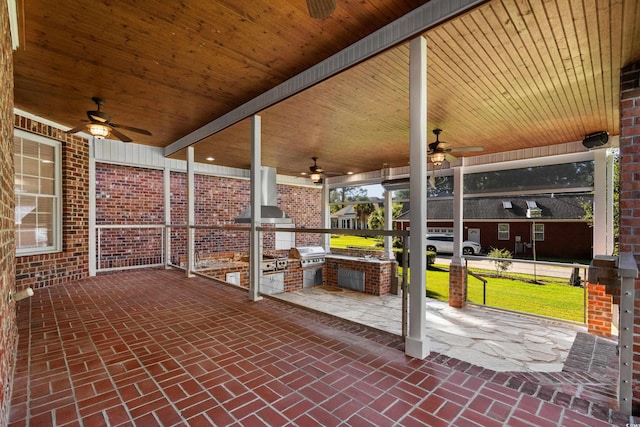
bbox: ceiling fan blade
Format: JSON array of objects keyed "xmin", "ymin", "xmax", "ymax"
[
  {"xmin": 110, "ymin": 123, "xmax": 152, "ymax": 136},
  {"xmin": 108, "ymin": 127, "xmax": 133, "ymax": 143},
  {"xmin": 87, "ymin": 110, "xmax": 110, "ymax": 123},
  {"xmin": 449, "ymin": 146, "xmax": 484, "ymax": 153},
  {"xmin": 65, "ymin": 124, "xmax": 87, "ymax": 134},
  {"xmin": 306, "ymin": 0, "xmax": 336, "ymax": 19}
]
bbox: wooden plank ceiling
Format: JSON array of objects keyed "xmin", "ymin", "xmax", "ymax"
[{"xmin": 12, "ymin": 0, "xmax": 640, "ymax": 178}]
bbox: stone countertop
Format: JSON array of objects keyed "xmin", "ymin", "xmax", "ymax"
[{"xmin": 325, "ymin": 254, "xmax": 394, "ymax": 264}]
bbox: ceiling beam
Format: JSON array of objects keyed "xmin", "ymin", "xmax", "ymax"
[{"xmin": 164, "ymin": 0, "xmax": 487, "ymax": 157}]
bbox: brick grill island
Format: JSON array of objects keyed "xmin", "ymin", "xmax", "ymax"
[
  {"xmin": 192, "ymin": 248, "xmax": 396, "ymax": 297},
  {"xmin": 325, "ymin": 249, "xmax": 398, "ymax": 296}
]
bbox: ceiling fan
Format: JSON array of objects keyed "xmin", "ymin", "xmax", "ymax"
[
  {"xmin": 428, "ymin": 128, "xmax": 483, "ymax": 166},
  {"xmin": 65, "ymin": 97, "xmax": 152, "ymax": 142},
  {"xmin": 306, "ymin": 0, "xmax": 336, "ymax": 19},
  {"xmin": 307, "ymin": 157, "xmax": 325, "ymax": 184},
  {"xmin": 305, "ymin": 157, "xmax": 344, "ymax": 184}
]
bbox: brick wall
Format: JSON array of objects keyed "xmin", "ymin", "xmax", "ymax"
[
  {"xmin": 279, "ymin": 184, "xmax": 322, "ymax": 247},
  {"xmin": 95, "ymin": 166, "xmax": 322, "ymax": 267},
  {"xmin": 0, "ymin": 2, "xmax": 16, "ymax": 424},
  {"xmin": 13, "ymin": 115, "xmax": 90, "ymax": 290},
  {"xmin": 96, "ymin": 164, "xmax": 164, "ymax": 224},
  {"xmin": 96, "ymin": 164, "xmax": 164, "ymax": 269},
  {"xmin": 619, "ymin": 62, "xmax": 640, "ymax": 414}
]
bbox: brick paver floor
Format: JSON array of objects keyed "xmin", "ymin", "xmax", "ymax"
[{"xmin": 8, "ymin": 269, "xmax": 633, "ymax": 426}]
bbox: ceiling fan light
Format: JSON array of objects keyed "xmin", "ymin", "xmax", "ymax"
[
  {"xmin": 431, "ymin": 152, "xmax": 445, "ymax": 166},
  {"xmin": 87, "ymin": 123, "xmax": 110, "ymax": 139},
  {"xmin": 310, "ymin": 172, "xmax": 322, "ymax": 183}
]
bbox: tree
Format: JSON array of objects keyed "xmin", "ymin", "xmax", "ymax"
[
  {"xmin": 394, "ymin": 190, "xmax": 410, "ymax": 201},
  {"xmin": 354, "ymin": 202, "xmax": 375, "ymax": 229},
  {"xmin": 329, "ymin": 187, "xmax": 368, "ymax": 213},
  {"xmin": 368, "ymin": 204, "xmax": 403, "ymax": 230}
]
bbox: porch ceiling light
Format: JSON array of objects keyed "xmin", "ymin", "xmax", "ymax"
[
  {"xmin": 310, "ymin": 172, "xmax": 322, "ymax": 184},
  {"xmin": 87, "ymin": 123, "xmax": 110, "ymax": 139},
  {"xmin": 430, "ymin": 152, "xmax": 445, "ymax": 166}
]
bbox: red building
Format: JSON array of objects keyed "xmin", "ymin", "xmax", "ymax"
[{"xmin": 394, "ymin": 193, "xmax": 593, "ymax": 261}]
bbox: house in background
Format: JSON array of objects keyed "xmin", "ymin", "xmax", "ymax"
[
  {"xmin": 394, "ymin": 193, "xmax": 593, "ymax": 261},
  {"xmin": 330, "ymin": 198, "xmax": 382, "ymax": 230},
  {"xmin": 331, "ymin": 205, "xmax": 358, "ymax": 229}
]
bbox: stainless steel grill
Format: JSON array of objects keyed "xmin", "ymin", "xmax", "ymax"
[{"xmin": 289, "ymin": 246, "xmax": 326, "ymax": 268}]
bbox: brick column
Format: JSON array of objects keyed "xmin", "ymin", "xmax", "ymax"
[
  {"xmin": 449, "ymin": 263, "xmax": 467, "ymax": 308},
  {"xmin": 619, "ymin": 62, "xmax": 640, "ymax": 414},
  {"xmin": 586, "ymin": 283, "xmax": 612, "ymax": 337}
]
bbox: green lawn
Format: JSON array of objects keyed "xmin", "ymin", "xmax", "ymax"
[
  {"xmin": 404, "ymin": 267, "xmax": 585, "ymax": 322},
  {"xmin": 330, "ymin": 234, "xmax": 383, "ymax": 249}
]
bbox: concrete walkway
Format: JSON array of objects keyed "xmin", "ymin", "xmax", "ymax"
[{"xmin": 272, "ymin": 285, "xmax": 586, "ymax": 372}]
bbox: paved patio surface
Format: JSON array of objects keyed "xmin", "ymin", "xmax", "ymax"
[
  {"xmin": 272, "ymin": 285, "xmax": 585, "ymax": 372},
  {"xmin": 8, "ymin": 270, "xmax": 631, "ymax": 426}
]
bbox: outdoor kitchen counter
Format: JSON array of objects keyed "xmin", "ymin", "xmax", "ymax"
[
  {"xmin": 325, "ymin": 254, "xmax": 397, "ymax": 296},
  {"xmin": 325, "ymin": 254, "xmax": 391, "ymax": 263}
]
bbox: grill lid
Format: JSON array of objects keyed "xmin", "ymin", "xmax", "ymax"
[{"xmin": 289, "ymin": 246, "xmax": 326, "ymax": 259}]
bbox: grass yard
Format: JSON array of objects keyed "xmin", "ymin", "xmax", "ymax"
[
  {"xmin": 400, "ymin": 267, "xmax": 585, "ymax": 323},
  {"xmin": 330, "ymin": 234, "xmax": 383, "ymax": 249}
]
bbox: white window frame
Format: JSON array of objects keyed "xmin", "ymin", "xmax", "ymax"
[
  {"xmin": 533, "ymin": 223, "xmax": 545, "ymax": 241},
  {"xmin": 498, "ymin": 223, "xmax": 510, "ymax": 240},
  {"xmin": 14, "ymin": 130, "xmax": 62, "ymax": 256}
]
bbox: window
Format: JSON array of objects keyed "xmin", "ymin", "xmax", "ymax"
[
  {"xmin": 14, "ymin": 130, "xmax": 62, "ymax": 255},
  {"xmin": 498, "ymin": 223, "xmax": 510, "ymax": 240},
  {"xmin": 533, "ymin": 223, "xmax": 544, "ymax": 241}
]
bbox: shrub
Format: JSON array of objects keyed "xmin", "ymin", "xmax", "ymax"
[
  {"xmin": 393, "ymin": 250, "xmax": 436, "ymax": 266},
  {"xmin": 427, "ymin": 250, "xmax": 436, "ymax": 266},
  {"xmin": 392, "ymin": 237, "xmax": 404, "ymax": 248},
  {"xmin": 488, "ymin": 247, "xmax": 512, "ymax": 277}
]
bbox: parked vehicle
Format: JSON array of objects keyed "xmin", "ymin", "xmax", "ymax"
[{"xmin": 426, "ymin": 234, "xmax": 482, "ymax": 255}]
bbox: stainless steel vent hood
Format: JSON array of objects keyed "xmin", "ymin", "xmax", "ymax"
[{"xmin": 235, "ymin": 166, "xmax": 292, "ymax": 224}]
